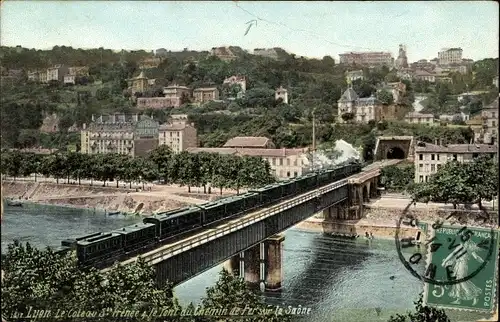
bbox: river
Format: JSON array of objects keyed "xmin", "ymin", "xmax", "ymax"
[{"xmin": 1, "ymin": 204, "xmax": 488, "ymax": 322}]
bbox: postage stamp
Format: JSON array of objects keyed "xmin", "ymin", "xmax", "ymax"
[
  {"xmin": 394, "ymin": 202, "xmax": 499, "ymax": 312},
  {"xmin": 422, "ymin": 225, "xmax": 499, "ymax": 312}
]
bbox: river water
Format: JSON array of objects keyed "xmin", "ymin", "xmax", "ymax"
[{"xmin": 1, "ymin": 204, "xmax": 489, "ymax": 322}]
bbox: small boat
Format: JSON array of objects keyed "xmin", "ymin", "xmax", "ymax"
[
  {"xmin": 6, "ymin": 200, "xmax": 23, "ymax": 207},
  {"xmin": 107, "ymin": 211, "xmax": 122, "ymax": 216}
]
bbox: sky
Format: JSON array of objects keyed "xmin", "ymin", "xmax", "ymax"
[{"xmin": 1, "ymin": 1, "xmax": 499, "ymax": 61}]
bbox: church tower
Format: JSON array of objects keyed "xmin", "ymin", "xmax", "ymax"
[{"xmin": 395, "ymin": 44, "xmax": 408, "ymax": 69}]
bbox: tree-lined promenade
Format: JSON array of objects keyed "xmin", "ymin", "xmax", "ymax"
[{"xmin": 0, "ymin": 146, "xmax": 275, "ymax": 195}]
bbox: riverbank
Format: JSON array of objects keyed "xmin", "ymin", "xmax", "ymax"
[{"xmin": 1, "ymin": 181, "xmax": 234, "ymax": 215}]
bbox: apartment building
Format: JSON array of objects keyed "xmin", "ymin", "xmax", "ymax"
[
  {"xmin": 438, "ymin": 48, "xmax": 463, "ymax": 65},
  {"xmin": 193, "ymin": 87, "xmax": 219, "ymax": 104},
  {"xmin": 275, "ymin": 86, "xmax": 289, "ymax": 104},
  {"xmin": 339, "ymin": 51, "xmax": 393, "ymax": 67},
  {"xmin": 405, "ymin": 112, "xmax": 435, "ymax": 125},
  {"xmin": 158, "ymin": 115, "xmax": 198, "ymax": 153},
  {"xmin": 481, "ymin": 98, "xmax": 499, "ymax": 144},
  {"xmin": 414, "ymin": 141, "xmax": 497, "ymax": 183},
  {"xmin": 439, "ymin": 112, "xmax": 470, "ymax": 123},
  {"xmin": 139, "ymin": 57, "xmax": 162, "ymax": 69},
  {"xmin": 346, "ymin": 70, "xmax": 364, "ymax": 83},
  {"xmin": 337, "ymin": 87, "xmax": 383, "ymax": 123},
  {"xmin": 80, "ymin": 114, "xmax": 159, "ymax": 158}
]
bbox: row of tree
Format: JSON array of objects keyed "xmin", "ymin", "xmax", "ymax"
[
  {"xmin": 1, "ymin": 146, "xmax": 276, "ymax": 194},
  {"xmin": 380, "ymin": 164, "xmax": 415, "ymax": 192},
  {"xmin": 1, "ymin": 241, "xmax": 450, "ymax": 322},
  {"xmin": 409, "ymin": 155, "xmax": 498, "ymax": 209}
]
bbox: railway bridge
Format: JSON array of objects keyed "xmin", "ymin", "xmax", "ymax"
[{"xmin": 103, "ymin": 159, "xmax": 403, "ymax": 290}]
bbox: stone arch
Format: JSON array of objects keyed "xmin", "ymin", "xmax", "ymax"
[{"xmin": 386, "ymin": 146, "xmax": 406, "ymax": 159}]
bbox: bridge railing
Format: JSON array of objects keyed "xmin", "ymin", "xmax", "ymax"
[{"xmin": 124, "ymin": 178, "xmax": 349, "ymax": 266}]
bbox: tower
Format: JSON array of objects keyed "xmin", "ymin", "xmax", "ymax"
[{"xmin": 395, "ymin": 44, "xmax": 408, "ymax": 69}]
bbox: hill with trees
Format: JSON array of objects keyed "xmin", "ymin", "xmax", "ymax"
[{"xmin": 0, "ymin": 46, "xmax": 495, "ymax": 161}]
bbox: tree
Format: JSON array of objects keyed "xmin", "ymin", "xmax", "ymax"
[
  {"xmin": 1, "ymin": 241, "xmax": 181, "ymax": 321},
  {"xmin": 410, "ymin": 156, "xmax": 498, "ymax": 209},
  {"xmin": 341, "ymin": 112, "xmax": 354, "ymax": 123},
  {"xmin": 387, "ymin": 294, "xmax": 450, "ymax": 322},
  {"xmin": 377, "ymin": 89, "xmax": 394, "ymax": 105},
  {"xmin": 199, "ymin": 269, "xmax": 291, "ymax": 322},
  {"xmin": 149, "ymin": 145, "xmax": 173, "ymax": 184}
]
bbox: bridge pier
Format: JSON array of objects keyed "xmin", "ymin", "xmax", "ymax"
[{"xmin": 223, "ymin": 234, "xmax": 285, "ymax": 291}]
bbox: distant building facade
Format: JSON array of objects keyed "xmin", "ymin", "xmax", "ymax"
[
  {"xmin": 163, "ymin": 84, "xmax": 192, "ymax": 107},
  {"xmin": 345, "ymin": 70, "xmax": 364, "ymax": 83},
  {"xmin": 158, "ymin": 114, "xmax": 198, "ymax": 153},
  {"xmin": 127, "ymin": 71, "xmax": 149, "ymax": 96},
  {"xmin": 405, "ymin": 112, "xmax": 435, "ymax": 125},
  {"xmin": 193, "ymin": 87, "xmax": 219, "ymax": 104},
  {"xmin": 47, "ymin": 64, "xmax": 69, "ymax": 82},
  {"xmin": 394, "ymin": 44, "xmax": 409, "ymax": 69},
  {"xmin": 339, "ymin": 51, "xmax": 393, "ymax": 67},
  {"xmin": 337, "ymin": 87, "xmax": 383, "ymax": 123},
  {"xmin": 414, "ymin": 141, "xmax": 497, "ymax": 183},
  {"xmin": 480, "ymin": 98, "xmax": 499, "ymax": 144},
  {"xmin": 438, "ymin": 48, "xmax": 463, "ymax": 65},
  {"xmin": 223, "ymin": 75, "xmax": 247, "ymax": 94},
  {"xmin": 80, "ymin": 114, "xmax": 159, "ymax": 158},
  {"xmin": 275, "ymin": 86, "xmax": 289, "ymax": 104},
  {"xmin": 187, "ymin": 136, "xmax": 308, "ymax": 179}
]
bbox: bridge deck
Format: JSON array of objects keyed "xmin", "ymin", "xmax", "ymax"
[{"xmin": 102, "ymin": 160, "xmax": 398, "ymax": 272}]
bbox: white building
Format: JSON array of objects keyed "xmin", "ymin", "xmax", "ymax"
[
  {"xmin": 414, "ymin": 141, "xmax": 497, "ymax": 183},
  {"xmin": 275, "ymin": 86, "xmax": 289, "ymax": 104}
]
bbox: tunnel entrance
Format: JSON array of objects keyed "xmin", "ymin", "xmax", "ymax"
[{"xmin": 386, "ymin": 147, "xmax": 405, "ymax": 159}]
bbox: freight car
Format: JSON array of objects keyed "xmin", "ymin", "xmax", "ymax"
[{"xmin": 71, "ymin": 161, "xmax": 362, "ymax": 268}]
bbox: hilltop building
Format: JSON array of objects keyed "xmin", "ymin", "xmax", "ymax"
[
  {"xmin": 339, "ymin": 51, "xmax": 393, "ymax": 67},
  {"xmin": 275, "ymin": 86, "xmax": 289, "ymax": 104},
  {"xmin": 337, "ymin": 86, "xmax": 383, "ymax": 123},
  {"xmin": 438, "ymin": 48, "xmax": 463, "ymax": 65},
  {"xmin": 394, "ymin": 44, "xmax": 408, "ymax": 70}
]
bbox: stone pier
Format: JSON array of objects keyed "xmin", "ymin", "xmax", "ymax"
[{"xmin": 223, "ymin": 234, "xmax": 285, "ymax": 291}]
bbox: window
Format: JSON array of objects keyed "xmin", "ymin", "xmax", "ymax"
[
  {"xmin": 279, "ymin": 158, "xmax": 283, "ymax": 166},
  {"xmin": 452, "ymin": 154, "xmax": 457, "ymax": 161},
  {"xmin": 493, "ymin": 121, "xmax": 496, "ymax": 127},
  {"xmin": 286, "ymin": 171, "xmax": 290, "ymax": 177},
  {"xmin": 431, "ymin": 154, "xmax": 435, "ymax": 160},
  {"xmin": 294, "ymin": 171, "xmax": 298, "ymax": 177},
  {"xmin": 473, "ymin": 153, "xmax": 478, "ymax": 158},
  {"xmin": 272, "ymin": 158, "xmax": 276, "ymax": 166},
  {"xmin": 419, "ymin": 164, "xmax": 423, "ymax": 170},
  {"xmin": 425, "ymin": 176, "xmax": 428, "ymax": 182},
  {"xmin": 437, "ymin": 164, "xmax": 441, "ymax": 170},
  {"xmin": 431, "ymin": 164, "xmax": 435, "ymax": 172},
  {"xmin": 419, "ymin": 175, "xmax": 424, "ymax": 182},
  {"xmin": 437, "ymin": 154, "xmax": 440, "ymax": 161},
  {"xmin": 287, "ymin": 159, "xmax": 290, "ymax": 166},
  {"xmin": 419, "ymin": 154, "xmax": 423, "ymax": 160}
]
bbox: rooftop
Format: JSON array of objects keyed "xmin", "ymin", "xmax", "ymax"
[
  {"xmin": 415, "ymin": 142, "xmax": 498, "ymax": 154},
  {"xmin": 186, "ymin": 147, "xmax": 307, "ymax": 158},
  {"xmin": 339, "ymin": 87, "xmax": 359, "ymax": 102},
  {"xmin": 224, "ymin": 136, "xmax": 271, "ymax": 148}
]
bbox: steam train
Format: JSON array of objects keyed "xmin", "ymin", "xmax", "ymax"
[{"xmin": 54, "ymin": 161, "xmax": 363, "ymax": 268}]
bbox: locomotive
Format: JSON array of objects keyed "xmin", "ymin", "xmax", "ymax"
[{"xmin": 54, "ymin": 161, "xmax": 363, "ymax": 267}]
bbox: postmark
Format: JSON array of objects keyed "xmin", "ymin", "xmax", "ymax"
[{"xmin": 395, "ymin": 202, "xmax": 499, "ymax": 312}]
